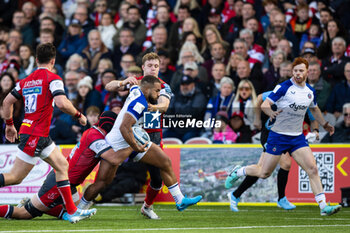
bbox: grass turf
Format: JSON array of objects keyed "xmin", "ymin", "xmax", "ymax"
[{"xmin": 0, "ymin": 205, "xmax": 349, "ymax": 233}]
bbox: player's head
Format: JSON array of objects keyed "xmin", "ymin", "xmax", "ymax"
[
  {"xmin": 292, "ymin": 57, "xmax": 308, "ymax": 84},
  {"xmin": 36, "ymin": 43, "xmax": 56, "ymax": 66},
  {"xmin": 96, "ymin": 111, "xmax": 117, "ymax": 134},
  {"xmin": 140, "ymin": 75, "xmax": 161, "ymax": 104},
  {"xmin": 142, "ymin": 52, "xmax": 160, "ymax": 77}
]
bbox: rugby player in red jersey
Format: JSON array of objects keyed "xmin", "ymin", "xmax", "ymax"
[
  {"xmin": 0, "ymin": 111, "xmax": 117, "ymax": 221},
  {"xmin": 0, "ymin": 43, "xmax": 96, "ymax": 223},
  {"xmin": 103, "ymin": 52, "xmax": 172, "ymax": 219}
]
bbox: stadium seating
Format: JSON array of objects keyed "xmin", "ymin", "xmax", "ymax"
[
  {"xmin": 184, "ymin": 137, "xmax": 212, "ymax": 144},
  {"xmin": 163, "ymin": 137, "xmax": 183, "ymax": 145}
]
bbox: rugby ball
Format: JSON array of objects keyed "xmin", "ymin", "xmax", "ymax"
[{"xmin": 132, "ymin": 125, "xmax": 150, "ymax": 146}]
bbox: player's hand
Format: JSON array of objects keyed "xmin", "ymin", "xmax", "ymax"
[
  {"xmin": 134, "ymin": 142, "xmax": 148, "ymax": 153},
  {"xmin": 313, "ymin": 130, "xmax": 320, "ymax": 141},
  {"xmin": 78, "ymin": 114, "xmax": 87, "ymax": 126},
  {"xmin": 123, "ymin": 76, "xmax": 138, "ymax": 86},
  {"xmin": 269, "ymin": 109, "xmax": 282, "ymax": 120},
  {"xmin": 5, "ymin": 125, "xmax": 18, "ymax": 143},
  {"xmin": 148, "ymin": 104, "xmax": 158, "ymax": 112},
  {"xmin": 323, "ymin": 122, "xmax": 334, "ymax": 136}
]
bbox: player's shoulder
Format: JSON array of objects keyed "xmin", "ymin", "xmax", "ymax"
[
  {"xmin": 305, "ymin": 83, "xmax": 316, "ymax": 92},
  {"xmin": 47, "ymin": 71, "xmax": 63, "ymax": 82},
  {"xmin": 272, "ymin": 79, "xmax": 293, "ymax": 94}
]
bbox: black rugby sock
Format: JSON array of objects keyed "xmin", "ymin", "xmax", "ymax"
[
  {"xmin": 277, "ymin": 168, "xmax": 289, "ymax": 201},
  {"xmin": 233, "ymin": 176, "xmax": 259, "ymax": 198}
]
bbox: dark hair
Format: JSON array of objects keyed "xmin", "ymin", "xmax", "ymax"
[
  {"xmin": 0, "ymin": 40, "xmax": 6, "ymax": 46},
  {"xmin": 179, "ymin": 4, "xmax": 190, "ymax": 12},
  {"xmin": 141, "ymin": 75, "xmax": 161, "ymax": 87},
  {"xmin": 320, "ymin": 7, "xmax": 333, "ymax": 16},
  {"xmin": 40, "ymin": 16, "xmax": 55, "ymax": 24},
  {"xmin": 0, "ymin": 72, "xmax": 16, "ymax": 104},
  {"xmin": 40, "ymin": 28, "xmax": 54, "ymax": 36},
  {"xmin": 127, "ymin": 5, "xmax": 140, "ymax": 13},
  {"xmin": 36, "ymin": 43, "xmax": 56, "ymax": 64}
]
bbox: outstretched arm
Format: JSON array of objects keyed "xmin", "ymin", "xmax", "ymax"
[
  {"xmin": 309, "ymin": 106, "xmax": 334, "ymax": 136},
  {"xmin": 105, "ymin": 76, "xmax": 139, "ymax": 92},
  {"xmin": 3, "ymin": 93, "xmax": 19, "ymax": 142}
]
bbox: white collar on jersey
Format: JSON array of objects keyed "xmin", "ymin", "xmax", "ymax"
[
  {"xmin": 37, "ymin": 67, "xmax": 49, "ymax": 70},
  {"xmin": 93, "ymin": 125, "xmax": 106, "ymax": 136}
]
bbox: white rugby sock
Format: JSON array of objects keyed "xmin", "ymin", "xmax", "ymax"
[
  {"xmin": 168, "ymin": 183, "xmax": 184, "ymax": 204},
  {"xmin": 236, "ymin": 167, "xmax": 246, "ymax": 177},
  {"xmin": 77, "ymin": 196, "xmax": 93, "ymax": 210},
  {"xmin": 315, "ymin": 193, "xmax": 327, "ymax": 209}
]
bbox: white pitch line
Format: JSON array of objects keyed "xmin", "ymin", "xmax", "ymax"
[
  {"xmin": 0, "ymin": 225, "xmax": 350, "ymax": 233},
  {"xmin": 286, "ymin": 218, "xmax": 349, "ymax": 221}
]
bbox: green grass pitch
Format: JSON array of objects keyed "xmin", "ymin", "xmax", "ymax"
[{"xmin": 0, "ymin": 205, "xmax": 349, "ymax": 233}]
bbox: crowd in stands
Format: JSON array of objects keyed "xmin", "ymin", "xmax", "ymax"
[{"xmin": 0, "ymin": 0, "xmax": 350, "ymax": 144}]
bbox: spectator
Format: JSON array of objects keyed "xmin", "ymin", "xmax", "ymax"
[
  {"xmin": 98, "ymin": 12, "xmax": 117, "ymax": 50},
  {"xmin": 326, "ymin": 62, "xmax": 350, "ymax": 119},
  {"xmin": 107, "ymin": 99, "xmax": 124, "ymax": 114},
  {"xmin": 289, "ymin": 3, "xmax": 315, "ymax": 41},
  {"xmin": 201, "ymin": 24, "xmax": 230, "ymax": 61},
  {"xmin": 263, "ymin": 50, "xmax": 286, "ymax": 91},
  {"xmin": 202, "ymin": 42, "xmax": 228, "ymax": 80},
  {"xmin": 224, "ymin": 0, "xmax": 244, "ymax": 45},
  {"xmin": 265, "ymin": 29, "xmax": 283, "ymax": 61},
  {"xmin": 173, "ymin": 0, "xmax": 200, "ymax": 22},
  {"xmin": 0, "ymin": 73, "xmax": 22, "ymax": 143},
  {"xmin": 260, "ymin": 0, "xmax": 278, "ymax": 31},
  {"xmin": 7, "ymin": 29, "xmax": 22, "ymax": 55},
  {"xmin": 183, "ymin": 61, "xmax": 208, "ymax": 95},
  {"xmin": 228, "ymin": 111, "xmax": 252, "ymax": 143},
  {"xmin": 279, "ymin": 61, "xmax": 293, "ymax": 80},
  {"xmin": 208, "ymin": 62, "xmax": 227, "ymax": 98},
  {"xmin": 245, "ymin": 17, "xmax": 266, "ymax": 48},
  {"xmin": 94, "ymin": 58, "xmax": 113, "ymax": 90},
  {"xmin": 82, "ymin": 106, "xmax": 101, "ymax": 132},
  {"xmin": 164, "ymin": 75, "xmax": 207, "ymax": 142},
  {"xmin": 22, "ymin": 2, "xmax": 39, "ymax": 39},
  {"xmin": 42, "ymin": 0, "xmax": 65, "ymax": 30},
  {"xmin": 239, "ymin": 28, "xmax": 265, "ymax": 64},
  {"xmin": 81, "ymin": 29, "xmax": 113, "ymax": 73},
  {"xmin": 207, "ymin": 8, "xmax": 227, "ymax": 38},
  {"xmin": 99, "ymin": 69, "xmax": 117, "ymax": 106},
  {"xmin": 307, "ymin": 61, "xmax": 331, "ymax": 112},
  {"xmin": 12, "ymin": 10, "xmax": 34, "ymax": 46},
  {"xmin": 0, "ymin": 0, "xmax": 17, "ymax": 26},
  {"xmin": 277, "ymin": 38, "xmax": 294, "ymax": 61},
  {"xmin": 204, "ymin": 77, "xmax": 235, "ymax": 137},
  {"xmin": 114, "ymin": 5, "xmax": 147, "ymax": 47},
  {"xmin": 226, "ymin": 53, "xmax": 245, "ymax": 82},
  {"xmin": 231, "ymin": 79, "xmax": 257, "ymax": 130},
  {"xmin": 74, "ymin": 76, "xmax": 104, "ymax": 114},
  {"xmin": 168, "ymin": 5, "xmax": 191, "ymax": 50},
  {"xmin": 71, "ymin": 5, "xmax": 95, "ymax": 35},
  {"xmin": 65, "ymin": 53, "xmax": 85, "ymax": 72},
  {"xmin": 178, "ymin": 31, "xmax": 202, "ymax": 54},
  {"xmin": 318, "ymin": 7, "xmax": 333, "ymax": 30},
  {"xmin": 299, "ymin": 24, "xmax": 321, "ymax": 50},
  {"xmin": 113, "ymin": 28, "xmax": 141, "ymax": 71},
  {"xmin": 90, "ymin": 0, "xmax": 109, "ymax": 26},
  {"xmin": 235, "ymin": 59, "xmax": 263, "ymax": 95},
  {"xmin": 322, "ymin": 103, "xmax": 350, "ymax": 143},
  {"xmin": 182, "ymin": 17, "xmax": 202, "ymax": 42},
  {"xmin": 117, "ymin": 54, "xmax": 136, "ymax": 79},
  {"xmin": 39, "ymin": 16, "xmax": 61, "ymax": 47},
  {"xmin": 115, "ymin": 1, "xmax": 131, "ymax": 30},
  {"xmin": 212, "ymin": 111, "xmax": 236, "ymax": 144},
  {"xmin": 158, "ymin": 49, "xmax": 174, "ymax": 85},
  {"xmin": 57, "ymin": 20, "xmax": 88, "ymax": 61},
  {"xmin": 18, "ymin": 44, "xmax": 35, "ymax": 80},
  {"xmin": 49, "ymin": 110, "xmax": 78, "ymax": 145},
  {"xmin": 0, "ymin": 26, "xmax": 9, "ymax": 43},
  {"xmin": 0, "ymin": 40, "xmax": 9, "ymax": 75},
  {"xmin": 64, "ymin": 70, "xmax": 80, "ymax": 101},
  {"xmin": 139, "ymin": 25, "xmax": 168, "ymax": 61},
  {"xmin": 301, "ymin": 47, "xmax": 318, "ymax": 64},
  {"xmin": 317, "ymin": 19, "xmax": 348, "ymax": 59},
  {"xmin": 321, "ymin": 37, "xmax": 350, "ymax": 86}
]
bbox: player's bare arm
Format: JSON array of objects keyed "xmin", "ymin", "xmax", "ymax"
[
  {"xmin": 253, "ymin": 94, "xmax": 263, "ymax": 130},
  {"xmin": 120, "ymin": 113, "xmax": 147, "ymax": 152},
  {"xmin": 105, "ymin": 76, "xmax": 138, "ymax": 91},
  {"xmin": 54, "ymin": 95, "xmax": 87, "ymax": 126},
  {"xmin": 309, "ymin": 106, "xmax": 334, "ymax": 136},
  {"xmin": 261, "ymin": 99, "xmax": 281, "ymax": 120},
  {"xmin": 2, "ymin": 93, "xmax": 19, "ymax": 142},
  {"xmin": 148, "ymin": 95, "xmax": 170, "ymax": 113}
]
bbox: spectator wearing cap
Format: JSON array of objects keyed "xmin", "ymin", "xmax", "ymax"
[
  {"xmin": 81, "ymin": 29, "xmax": 113, "ymax": 73},
  {"xmin": 321, "ymin": 37, "xmax": 350, "ymax": 86},
  {"xmin": 202, "ymin": 42, "xmax": 228, "ymax": 81},
  {"xmin": 326, "ymin": 62, "xmax": 350, "ymax": 119},
  {"xmin": 199, "ymin": 0, "xmax": 225, "ymax": 29},
  {"xmin": 106, "ymin": 99, "xmax": 123, "ymax": 114},
  {"xmin": 164, "ymin": 75, "xmax": 207, "ymax": 142},
  {"xmin": 183, "ymin": 61, "xmax": 209, "ymax": 94},
  {"xmin": 57, "ymin": 19, "xmax": 88, "ymax": 61},
  {"xmin": 12, "ymin": 10, "xmax": 34, "ymax": 47},
  {"xmin": 307, "ymin": 61, "xmax": 331, "ymax": 112},
  {"xmin": 113, "ymin": 6, "xmax": 147, "ymax": 47},
  {"xmin": 208, "ymin": 8, "xmax": 228, "ymax": 38},
  {"xmin": 113, "ymin": 28, "xmax": 141, "ymax": 72},
  {"xmin": 228, "ymin": 111, "xmax": 252, "ymax": 143},
  {"xmin": 74, "ymin": 75, "xmax": 104, "ymax": 114},
  {"xmin": 322, "ymin": 102, "xmax": 350, "ymax": 143},
  {"xmin": 212, "ymin": 111, "xmax": 237, "ymax": 144},
  {"xmin": 301, "ymin": 48, "xmax": 318, "ymax": 64},
  {"xmin": 158, "ymin": 49, "xmax": 175, "ymax": 85},
  {"xmin": 204, "ymin": 77, "xmax": 235, "ymax": 137}
]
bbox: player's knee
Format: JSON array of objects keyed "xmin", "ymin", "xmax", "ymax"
[
  {"xmin": 260, "ymin": 172, "xmax": 271, "ymax": 179},
  {"xmin": 280, "ymin": 163, "xmax": 291, "ymax": 171},
  {"xmin": 55, "ymin": 160, "xmax": 69, "ymax": 174},
  {"xmin": 307, "ymin": 164, "xmax": 319, "ymax": 177},
  {"xmin": 162, "ymin": 156, "xmax": 172, "ymax": 170}
]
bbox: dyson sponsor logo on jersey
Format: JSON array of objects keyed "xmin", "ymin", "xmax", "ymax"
[
  {"xmin": 23, "ymin": 80, "xmax": 43, "ymax": 88},
  {"xmin": 289, "ymin": 103, "xmax": 307, "ymax": 111}
]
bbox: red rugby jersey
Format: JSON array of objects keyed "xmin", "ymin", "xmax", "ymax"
[{"xmin": 11, "ymin": 68, "xmax": 65, "ymax": 137}]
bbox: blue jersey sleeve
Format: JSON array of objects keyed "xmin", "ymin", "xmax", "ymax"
[
  {"xmin": 262, "ymin": 91, "xmax": 272, "ymax": 101},
  {"xmin": 267, "ymin": 80, "xmax": 292, "ymax": 103},
  {"xmin": 126, "ymin": 86, "xmax": 148, "ymax": 120},
  {"xmin": 306, "ymin": 83, "xmax": 317, "ymax": 108},
  {"xmin": 307, "ymin": 108, "xmax": 315, "ymax": 121}
]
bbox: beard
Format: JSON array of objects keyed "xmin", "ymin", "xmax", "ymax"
[{"xmin": 149, "ymin": 96, "xmax": 158, "ymax": 105}]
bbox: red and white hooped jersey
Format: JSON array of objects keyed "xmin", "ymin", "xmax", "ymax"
[{"xmin": 11, "ymin": 68, "xmax": 65, "ymax": 137}]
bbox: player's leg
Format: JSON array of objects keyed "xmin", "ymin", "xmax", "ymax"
[
  {"xmin": 142, "ymin": 164, "xmax": 162, "ymax": 219},
  {"xmin": 139, "ymin": 144, "xmax": 202, "ymax": 211},
  {"xmin": 276, "ymin": 152, "xmax": 295, "ymax": 210},
  {"xmin": 0, "ymin": 205, "xmax": 32, "ymax": 219},
  {"xmin": 292, "ymin": 147, "xmax": 341, "ymax": 215},
  {"xmin": 0, "ymin": 157, "xmax": 34, "ymax": 187},
  {"xmin": 228, "ymin": 152, "xmax": 266, "ymax": 212},
  {"xmin": 78, "ymin": 159, "xmax": 118, "ymax": 210}
]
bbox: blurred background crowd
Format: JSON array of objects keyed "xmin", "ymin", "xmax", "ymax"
[{"xmin": 0, "ymin": 0, "xmax": 350, "ymax": 145}]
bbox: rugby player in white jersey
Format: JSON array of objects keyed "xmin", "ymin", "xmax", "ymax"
[{"xmin": 225, "ymin": 57, "xmax": 341, "ymax": 216}]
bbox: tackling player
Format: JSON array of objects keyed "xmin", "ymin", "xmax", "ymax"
[
  {"xmin": 0, "ymin": 43, "xmax": 96, "ymax": 223},
  {"xmin": 225, "ymin": 57, "xmax": 341, "ymax": 216},
  {"xmin": 0, "ymin": 111, "xmax": 117, "ymax": 222}
]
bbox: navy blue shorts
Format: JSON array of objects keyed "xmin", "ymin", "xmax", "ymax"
[{"xmin": 266, "ymin": 131, "xmax": 309, "ymax": 155}]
